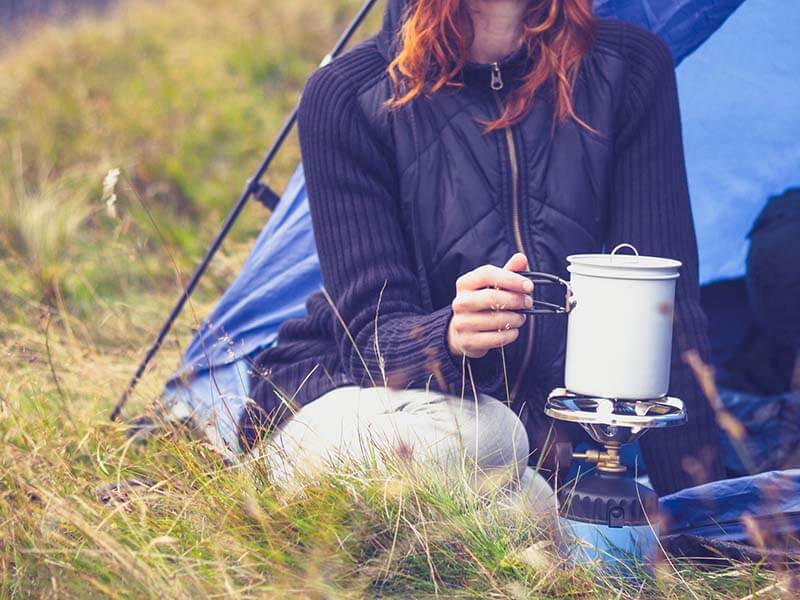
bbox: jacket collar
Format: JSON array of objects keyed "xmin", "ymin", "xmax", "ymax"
[{"xmin": 376, "ymin": 0, "xmax": 535, "ymax": 92}]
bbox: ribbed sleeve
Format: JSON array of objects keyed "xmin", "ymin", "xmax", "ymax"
[
  {"xmin": 604, "ymin": 24, "xmax": 726, "ymax": 494},
  {"xmin": 296, "ymin": 47, "xmax": 503, "ymax": 400}
]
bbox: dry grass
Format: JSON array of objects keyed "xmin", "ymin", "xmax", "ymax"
[{"xmin": 0, "ymin": 308, "xmax": 789, "ymax": 598}]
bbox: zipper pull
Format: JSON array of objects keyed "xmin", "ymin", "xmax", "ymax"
[{"xmin": 490, "ymin": 61, "xmax": 503, "ymax": 91}]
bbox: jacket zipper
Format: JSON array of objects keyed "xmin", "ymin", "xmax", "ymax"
[{"xmin": 491, "ymin": 61, "xmax": 535, "ymax": 403}]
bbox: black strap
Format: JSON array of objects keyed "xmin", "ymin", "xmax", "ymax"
[{"xmin": 250, "ymin": 181, "xmax": 280, "ymax": 210}]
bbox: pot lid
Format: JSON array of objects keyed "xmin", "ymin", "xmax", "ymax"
[{"xmin": 567, "ymin": 244, "xmax": 682, "ymax": 281}]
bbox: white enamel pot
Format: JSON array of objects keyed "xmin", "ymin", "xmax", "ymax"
[{"xmin": 520, "ymin": 244, "xmax": 681, "ymax": 400}]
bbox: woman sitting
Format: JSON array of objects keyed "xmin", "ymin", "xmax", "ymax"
[{"xmin": 239, "ymin": 0, "xmax": 725, "ymax": 502}]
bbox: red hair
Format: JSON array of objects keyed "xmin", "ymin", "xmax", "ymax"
[{"xmin": 385, "ymin": 0, "xmax": 597, "ymax": 134}]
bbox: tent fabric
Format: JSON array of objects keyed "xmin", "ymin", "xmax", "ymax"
[
  {"xmin": 660, "ymin": 469, "xmax": 800, "ymax": 563},
  {"xmin": 592, "ymin": 0, "xmax": 745, "ymax": 65},
  {"xmin": 160, "ymin": 164, "xmax": 316, "ymax": 447},
  {"xmin": 675, "ymin": 0, "xmax": 800, "ymax": 283},
  {"xmin": 172, "ymin": 163, "xmax": 316, "ymax": 374},
  {"xmin": 661, "ymin": 469, "xmax": 800, "ymax": 540},
  {"xmin": 717, "ymin": 388, "xmax": 800, "ymax": 477}
]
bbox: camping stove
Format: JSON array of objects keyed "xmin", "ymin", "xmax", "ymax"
[
  {"xmin": 545, "ymin": 387, "xmax": 687, "ymax": 571},
  {"xmin": 517, "ymin": 246, "xmax": 688, "ymax": 570}
]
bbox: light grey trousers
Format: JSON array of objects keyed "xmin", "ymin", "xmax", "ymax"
[
  {"xmin": 162, "ymin": 383, "xmax": 556, "ymax": 517},
  {"xmin": 256, "ymin": 386, "xmax": 555, "ymax": 516}
]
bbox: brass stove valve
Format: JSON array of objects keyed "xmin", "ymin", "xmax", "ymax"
[{"xmin": 555, "ymin": 442, "xmax": 627, "ymax": 474}]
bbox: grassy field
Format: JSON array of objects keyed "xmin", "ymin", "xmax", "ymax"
[{"xmin": 0, "ymin": 0, "xmax": 793, "ymax": 597}]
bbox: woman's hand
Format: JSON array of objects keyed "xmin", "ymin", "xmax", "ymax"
[{"xmin": 447, "ymin": 253, "xmax": 533, "ymax": 358}]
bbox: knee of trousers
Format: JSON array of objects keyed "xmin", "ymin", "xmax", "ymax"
[{"xmin": 471, "ymin": 395, "xmax": 530, "ymax": 473}]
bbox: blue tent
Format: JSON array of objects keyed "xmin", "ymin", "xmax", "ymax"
[
  {"xmin": 163, "ymin": 0, "xmax": 799, "ymax": 422},
  {"xmin": 160, "ymin": 2, "xmax": 800, "ymax": 547}
]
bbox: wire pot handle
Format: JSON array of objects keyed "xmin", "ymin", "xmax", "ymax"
[
  {"xmin": 515, "ymin": 271, "xmax": 575, "ymax": 315},
  {"xmin": 609, "ymin": 243, "xmax": 640, "ymax": 262}
]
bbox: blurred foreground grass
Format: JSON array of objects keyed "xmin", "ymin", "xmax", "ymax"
[{"xmin": 0, "ymin": 0, "xmax": 793, "ymax": 597}]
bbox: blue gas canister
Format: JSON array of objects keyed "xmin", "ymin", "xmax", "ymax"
[{"xmin": 557, "ymin": 470, "xmax": 661, "ymax": 573}]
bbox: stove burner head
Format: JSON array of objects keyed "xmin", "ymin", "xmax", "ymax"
[{"xmin": 544, "ymin": 388, "xmax": 686, "ymax": 447}]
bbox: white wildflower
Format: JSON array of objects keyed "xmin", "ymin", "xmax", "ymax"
[{"xmin": 102, "ymin": 168, "xmax": 121, "ymax": 218}]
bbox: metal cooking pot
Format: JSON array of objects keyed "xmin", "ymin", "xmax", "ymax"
[{"xmin": 518, "ymin": 244, "xmax": 681, "ymax": 400}]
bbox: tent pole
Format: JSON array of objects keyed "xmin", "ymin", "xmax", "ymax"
[{"xmin": 111, "ymin": 0, "xmax": 382, "ymax": 421}]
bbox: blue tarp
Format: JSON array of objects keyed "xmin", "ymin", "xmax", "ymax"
[
  {"xmin": 661, "ymin": 469, "xmax": 800, "ymax": 541},
  {"xmin": 160, "ymin": 0, "xmax": 800, "ymax": 557},
  {"xmin": 660, "ymin": 469, "xmax": 800, "ymax": 564}
]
